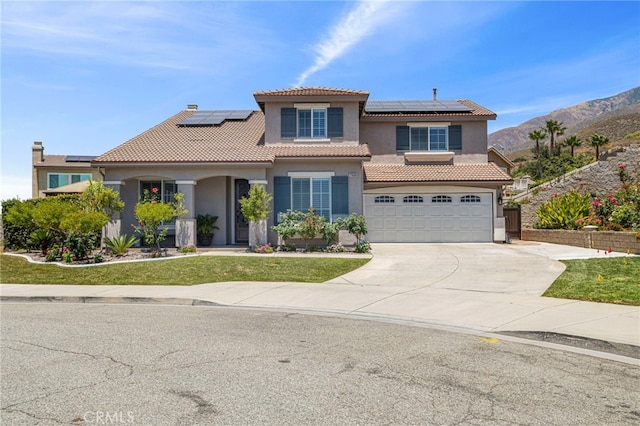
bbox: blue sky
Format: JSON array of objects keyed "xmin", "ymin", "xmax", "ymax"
[{"xmin": 2, "ymin": 0, "xmax": 639, "ymax": 200}]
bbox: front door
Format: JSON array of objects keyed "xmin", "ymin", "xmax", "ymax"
[{"xmin": 235, "ymin": 179, "xmax": 250, "ymax": 243}]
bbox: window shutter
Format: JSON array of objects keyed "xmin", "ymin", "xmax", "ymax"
[
  {"xmin": 273, "ymin": 176, "xmax": 291, "ymax": 223},
  {"xmin": 396, "ymin": 125, "xmax": 410, "ymax": 151},
  {"xmin": 449, "ymin": 125, "xmax": 462, "ymax": 150},
  {"xmin": 327, "ymin": 107, "xmax": 343, "ymax": 138},
  {"xmin": 331, "ymin": 176, "xmax": 349, "ymax": 217},
  {"xmin": 281, "ymin": 108, "xmax": 297, "ymax": 138}
]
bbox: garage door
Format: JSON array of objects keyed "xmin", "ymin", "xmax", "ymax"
[{"xmin": 364, "ymin": 192, "xmax": 493, "ymax": 243}]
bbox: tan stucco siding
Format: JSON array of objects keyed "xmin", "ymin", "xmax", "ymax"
[
  {"xmin": 360, "ymin": 120, "xmax": 489, "ymax": 164},
  {"xmin": 263, "ymin": 101, "xmax": 360, "ymax": 144}
]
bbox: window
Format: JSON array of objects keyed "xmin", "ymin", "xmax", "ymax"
[
  {"xmin": 397, "ymin": 125, "xmax": 461, "ymax": 152},
  {"xmin": 297, "ymin": 108, "xmax": 326, "ymax": 138},
  {"xmin": 374, "ymin": 195, "xmax": 395, "ymax": 203},
  {"xmin": 429, "ymin": 127, "xmax": 447, "ymax": 151},
  {"xmin": 403, "ymin": 195, "xmax": 424, "ymax": 203},
  {"xmin": 47, "ymin": 173, "xmax": 92, "ymax": 189},
  {"xmin": 281, "ymin": 107, "xmax": 343, "ymax": 139},
  {"xmin": 432, "ymin": 195, "xmax": 452, "ymax": 203},
  {"xmin": 461, "ymin": 195, "xmax": 481, "ymax": 203},
  {"xmin": 292, "ymin": 177, "xmax": 331, "ymax": 220}
]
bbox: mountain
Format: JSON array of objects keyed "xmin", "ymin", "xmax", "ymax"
[{"xmin": 489, "ymin": 86, "xmax": 640, "ymax": 154}]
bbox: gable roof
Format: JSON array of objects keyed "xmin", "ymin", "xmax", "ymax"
[
  {"xmin": 93, "ymin": 109, "xmax": 370, "ymax": 165},
  {"xmin": 363, "ymin": 163, "xmax": 513, "ymax": 184},
  {"xmin": 253, "ymin": 87, "xmax": 369, "ymax": 97}
]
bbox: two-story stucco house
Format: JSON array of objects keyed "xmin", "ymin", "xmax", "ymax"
[
  {"xmin": 92, "ymin": 87, "xmax": 512, "ymax": 246},
  {"xmin": 32, "ymin": 141, "xmax": 101, "ymax": 198}
]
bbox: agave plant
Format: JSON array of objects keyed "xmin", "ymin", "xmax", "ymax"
[{"xmin": 104, "ymin": 234, "xmax": 139, "ymax": 256}]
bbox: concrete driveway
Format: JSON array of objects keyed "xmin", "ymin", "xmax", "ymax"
[{"xmin": 327, "ymin": 243, "xmax": 565, "ymax": 296}]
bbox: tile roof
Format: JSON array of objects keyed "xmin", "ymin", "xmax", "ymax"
[
  {"xmin": 93, "ymin": 110, "xmax": 370, "ymax": 164},
  {"xmin": 363, "ymin": 163, "xmax": 513, "ymax": 183},
  {"xmin": 362, "ymin": 99, "xmax": 496, "ymax": 118},
  {"xmin": 34, "ymin": 155, "xmax": 95, "ymax": 168},
  {"xmin": 264, "ymin": 144, "xmax": 370, "ymax": 158},
  {"xmin": 253, "ymin": 87, "xmax": 369, "ymax": 97}
]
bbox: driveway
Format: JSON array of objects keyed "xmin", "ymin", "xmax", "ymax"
[{"xmin": 326, "ymin": 243, "xmax": 565, "ymax": 296}]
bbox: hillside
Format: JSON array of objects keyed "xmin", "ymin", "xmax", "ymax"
[
  {"xmin": 489, "ymin": 86, "xmax": 640, "ymax": 154},
  {"xmin": 507, "ymin": 111, "xmax": 640, "ymax": 161}
]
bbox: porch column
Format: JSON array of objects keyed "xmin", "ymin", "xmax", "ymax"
[
  {"xmin": 102, "ymin": 181, "xmax": 125, "ymax": 243},
  {"xmin": 175, "ymin": 181, "xmax": 197, "ymax": 247},
  {"xmin": 248, "ymin": 179, "xmax": 268, "ymax": 248}
]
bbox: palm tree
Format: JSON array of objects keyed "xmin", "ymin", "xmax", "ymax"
[
  {"xmin": 528, "ymin": 128, "xmax": 548, "ymax": 179},
  {"xmin": 564, "ymin": 135, "xmax": 582, "ymax": 157},
  {"xmin": 545, "ymin": 119, "xmax": 566, "ymax": 157},
  {"xmin": 588, "ymin": 133, "xmax": 609, "ymax": 160}
]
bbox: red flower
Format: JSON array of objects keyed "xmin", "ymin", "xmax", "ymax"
[
  {"xmin": 619, "ymin": 162, "xmax": 627, "ymax": 169},
  {"xmin": 152, "ymin": 187, "xmax": 159, "ymax": 193}
]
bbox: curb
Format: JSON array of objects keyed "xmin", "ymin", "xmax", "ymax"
[{"xmin": 0, "ymin": 295, "xmax": 221, "ymax": 306}]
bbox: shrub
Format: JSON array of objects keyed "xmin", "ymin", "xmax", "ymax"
[
  {"xmin": 272, "ymin": 210, "xmax": 306, "ymax": 245},
  {"xmin": 354, "ymin": 241, "xmax": 371, "ymax": 254},
  {"xmin": 298, "ymin": 208, "xmax": 326, "ymax": 250},
  {"xmin": 104, "ymin": 234, "xmax": 139, "ymax": 256},
  {"xmin": 255, "ymin": 243, "xmax": 274, "ymax": 254},
  {"xmin": 179, "ymin": 244, "xmax": 197, "ymax": 254},
  {"xmin": 341, "ymin": 213, "xmax": 368, "ymax": 246},
  {"xmin": 29, "ymin": 229, "xmax": 55, "ymax": 254},
  {"xmin": 535, "ymin": 191, "xmax": 591, "ymax": 230},
  {"xmin": 64, "ymin": 231, "xmax": 98, "ymax": 261},
  {"xmin": 326, "ymin": 243, "xmax": 345, "ymax": 253}
]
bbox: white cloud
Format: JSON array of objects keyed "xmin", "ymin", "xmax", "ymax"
[{"xmin": 294, "ymin": 0, "xmax": 394, "ymax": 87}]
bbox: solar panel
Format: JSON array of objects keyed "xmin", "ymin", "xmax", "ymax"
[
  {"xmin": 65, "ymin": 155, "xmax": 97, "ymax": 162},
  {"xmin": 365, "ymin": 100, "xmax": 472, "ymax": 113},
  {"xmin": 177, "ymin": 110, "xmax": 253, "ymax": 127}
]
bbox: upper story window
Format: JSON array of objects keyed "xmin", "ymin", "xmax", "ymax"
[
  {"xmin": 48, "ymin": 173, "xmax": 92, "ymax": 189},
  {"xmin": 297, "ymin": 108, "xmax": 327, "ymax": 138},
  {"xmin": 396, "ymin": 124, "xmax": 462, "ymax": 152},
  {"xmin": 281, "ymin": 106, "xmax": 343, "ymax": 140}
]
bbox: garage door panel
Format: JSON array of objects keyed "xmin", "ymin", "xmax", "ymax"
[{"xmin": 365, "ymin": 192, "xmax": 492, "ymax": 243}]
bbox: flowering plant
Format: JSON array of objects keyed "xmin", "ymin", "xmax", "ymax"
[
  {"xmin": 618, "ymin": 162, "xmax": 631, "ymax": 184},
  {"xmin": 133, "ymin": 189, "xmax": 187, "ymax": 252},
  {"xmin": 255, "ymin": 243, "xmax": 274, "ymax": 254}
]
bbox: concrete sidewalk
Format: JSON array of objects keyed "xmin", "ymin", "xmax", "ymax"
[{"xmin": 2, "ymin": 242, "xmax": 638, "ymax": 348}]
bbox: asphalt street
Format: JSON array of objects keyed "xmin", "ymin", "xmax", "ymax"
[{"xmin": 2, "ymin": 303, "xmax": 639, "ymax": 425}]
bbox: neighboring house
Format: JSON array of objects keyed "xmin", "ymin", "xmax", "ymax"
[
  {"xmin": 92, "ymin": 87, "xmax": 512, "ymax": 246},
  {"xmin": 488, "ymin": 146, "xmax": 515, "ymax": 175},
  {"xmin": 32, "ymin": 141, "xmax": 101, "ymax": 198}
]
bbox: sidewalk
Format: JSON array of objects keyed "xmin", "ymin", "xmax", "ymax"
[{"xmin": 1, "ymin": 242, "xmax": 639, "ymax": 350}]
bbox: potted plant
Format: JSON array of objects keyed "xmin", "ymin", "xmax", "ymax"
[{"xmin": 196, "ymin": 214, "xmax": 219, "ymax": 246}]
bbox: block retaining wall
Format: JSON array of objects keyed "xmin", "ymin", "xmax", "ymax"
[{"xmin": 522, "ymin": 229, "xmax": 640, "ymax": 255}]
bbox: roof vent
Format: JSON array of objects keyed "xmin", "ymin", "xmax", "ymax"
[
  {"xmin": 187, "ymin": 104, "xmax": 198, "ymax": 111},
  {"xmin": 433, "ymin": 88, "xmax": 437, "ymax": 101}
]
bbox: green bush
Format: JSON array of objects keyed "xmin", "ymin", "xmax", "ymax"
[
  {"xmin": 29, "ymin": 229, "xmax": 55, "ymax": 254},
  {"xmin": 64, "ymin": 232, "xmax": 99, "ymax": 261},
  {"xmin": 104, "ymin": 234, "xmax": 139, "ymax": 256},
  {"xmin": 535, "ymin": 191, "xmax": 591, "ymax": 230}
]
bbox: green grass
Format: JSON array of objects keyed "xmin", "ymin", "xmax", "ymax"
[
  {"xmin": 544, "ymin": 257, "xmax": 640, "ymax": 305},
  {"xmin": 0, "ymin": 254, "xmax": 370, "ymax": 285}
]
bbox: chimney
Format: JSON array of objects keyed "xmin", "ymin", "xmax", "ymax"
[
  {"xmin": 432, "ymin": 88, "xmax": 437, "ymax": 101},
  {"xmin": 32, "ymin": 141, "xmax": 44, "ymax": 163},
  {"xmin": 187, "ymin": 104, "xmax": 198, "ymax": 111}
]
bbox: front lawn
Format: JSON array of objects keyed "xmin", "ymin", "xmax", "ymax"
[
  {"xmin": 544, "ymin": 257, "xmax": 640, "ymax": 305},
  {"xmin": 0, "ymin": 255, "xmax": 370, "ymax": 285}
]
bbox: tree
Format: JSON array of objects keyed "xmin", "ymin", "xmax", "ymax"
[
  {"xmin": 564, "ymin": 135, "xmax": 582, "ymax": 157},
  {"xmin": 133, "ymin": 187, "xmax": 187, "ymax": 252},
  {"xmin": 528, "ymin": 128, "xmax": 548, "ymax": 179},
  {"xmin": 239, "ymin": 184, "xmax": 272, "ymax": 247},
  {"xmin": 545, "ymin": 120, "xmax": 566, "ymax": 157},
  {"xmin": 588, "ymin": 133, "xmax": 609, "ymax": 160}
]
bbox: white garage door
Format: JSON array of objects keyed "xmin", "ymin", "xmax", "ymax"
[{"xmin": 364, "ymin": 192, "xmax": 493, "ymax": 243}]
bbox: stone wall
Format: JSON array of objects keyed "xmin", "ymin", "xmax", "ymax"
[
  {"xmin": 520, "ymin": 145, "xmax": 640, "ymax": 228},
  {"xmin": 522, "ymin": 229, "xmax": 640, "ymax": 255}
]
